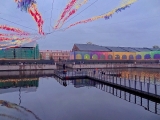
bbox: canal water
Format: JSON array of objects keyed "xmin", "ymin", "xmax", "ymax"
[{"xmin": 0, "ymin": 69, "xmax": 160, "ymax": 120}]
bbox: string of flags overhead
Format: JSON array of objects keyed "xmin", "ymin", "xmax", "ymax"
[{"xmin": 0, "ymin": 0, "xmax": 138, "ymax": 49}]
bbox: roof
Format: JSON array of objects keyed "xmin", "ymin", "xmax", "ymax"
[
  {"xmin": 149, "ymin": 48, "xmax": 160, "ymax": 51},
  {"xmin": 105, "ymin": 46, "xmax": 126, "ymax": 52},
  {"xmin": 21, "ymin": 41, "xmax": 37, "ymax": 48},
  {"xmin": 73, "ymin": 44, "xmax": 156, "ymax": 52},
  {"xmin": 131, "ymin": 48, "xmax": 152, "ymax": 52},
  {"xmin": 74, "ymin": 44, "xmax": 111, "ymax": 52},
  {"xmin": 120, "ymin": 47, "xmax": 139, "ymax": 52}
]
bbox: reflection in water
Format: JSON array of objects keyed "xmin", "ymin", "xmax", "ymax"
[
  {"xmin": 120, "ymin": 68, "xmax": 160, "ymax": 83},
  {"xmin": 0, "ymin": 100, "xmax": 42, "ymax": 120},
  {"xmin": 0, "ymin": 71, "xmax": 48, "ymax": 120},
  {"xmin": 55, "ymin": 77, "xmax": 160, "ymax": 115},
  {"xmin": 95, "ymin": 82, "xmax": 160, "ymax": 115},
  {"xmin": 72, "ymin": 79, "xmax": 96, "ymax": 88},
  {"xmin": 0, "ymin": 69, "xmax": 159, "ymax": 119},
  {"xmin": 102, "ymin": 68, "xmax": 160, "ymax": 83},
  {"xmin": 86, "ymin": 68, "xmax": 160, "ymax": 83},
  {"xmin": 19, "ymin": 87, "xmax": 21, "ymax": 106}
]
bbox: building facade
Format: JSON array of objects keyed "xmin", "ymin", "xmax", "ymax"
[
  {"xmin": 0, "ymin": 42, "xmax": 40, "ymax": 60},
  {"xmin": 40, "ymin": 50, "xmax": 70, "ymax": 61},
  {"xmin": 70, "ymin": 44, "xmax": 160, "ymax": 60}
]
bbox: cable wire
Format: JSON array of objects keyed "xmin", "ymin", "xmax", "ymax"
[
  {"xmin": 0, "ymin": 17, "xmax": 38, "ymax": 32},
  {"xmin": 46, "ymin": 0, "xmax": 99, "ymax": 35},
  {"xmin": 50, "ymin": 0, "xmax": 55, "ymax": 31},
  {"xmin": 64, "ymin": 0, "xmax": 99, "ymax": 24}
]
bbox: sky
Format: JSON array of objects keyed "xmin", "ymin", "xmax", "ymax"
[{"xmin": 0, "ymin": 0, "xmax": 160, "ymax": 50}]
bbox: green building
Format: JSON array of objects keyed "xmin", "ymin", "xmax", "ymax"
[{"xmin": 0, "ymin": 42, "xmax": 40, "ymax": 60}]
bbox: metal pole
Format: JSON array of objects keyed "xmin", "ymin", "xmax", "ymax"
[
  {"xmin": 147, "ymin": 83, "xmax": 149, "ymax": 93},
  {"xmin": 154, "ymin": 77, "xmax": 156, "ymax": 85},
  {"xmin": 124, "ymin": 76, "xmax": 126, "ymax": 86},
  {"xmin": 135, "ymin": 75, "xmax": 137, "ymax": 89},
  {"xmin": 113, "ymin": 76, "xmax": 114, "ymax": 83},
  {"xmin": 155, "ymin": 85, "xmax": 157, "ymax": 95}
]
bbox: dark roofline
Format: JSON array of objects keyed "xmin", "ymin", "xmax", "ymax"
[
  {"xmin": 143, "ymin": 48, "xmax": 153, "ymax": 51},
  {"xmin": 73, "ymin": 44, "xmax": 155, "ymax": 52},
  {"xmin": 130, "ymin": 47, "xmax": 140, "ymax": 52},
  {"xmin": 119, "ymin": 47, "xmax": 129, "ymax": 52},
  {"xmin": 105, "ymin": 47, "xmax": 112, "ymax": 51}
]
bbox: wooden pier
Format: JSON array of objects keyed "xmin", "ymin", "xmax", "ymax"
[{"xmin": 54, "ymin": 70, "xmax": 160, "ymax": 101}]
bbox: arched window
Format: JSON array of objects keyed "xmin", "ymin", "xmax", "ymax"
[
  {"xmin": 84, "ymin": 54, "xmax": 90, "ymax": 60},
  {"xmin": 122, "ymin": 55, "xmax": 127, "ymax": 60},
  {"xmin": 136, "ymin": 55, "xmax": 142, "ymax": 60},
  {"xmin": 76, "ymin": 54, "xmax": 82, "ymax": 59},
  {"xmin": 115, "ymin": 55, "xmax": 120, "ymax": 60},
  {"xmin": 108, "ymin": 55, "xmax": 113, "ymax": 60},
  {"xmin": 154, "ymin": 54, "xmax": 160, "ymax": 59},
  {"xmin": 100, "ymin": 55, "xmax": 105, "ymax": 60},
  {"xmin": 144, "ymin": 54, "xmax": 151, "ymax": 59},
  {"xmin": 92, "ymin": 54, "xmax": 98, "ymax": 60},
  {"xmin": 129, "ymin": 55, "xmax": 134, "ymax": 60}
]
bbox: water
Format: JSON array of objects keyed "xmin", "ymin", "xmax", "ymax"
[{"xmin": 0, "ymin": 69, "xmax": 160, "ymax": 120}]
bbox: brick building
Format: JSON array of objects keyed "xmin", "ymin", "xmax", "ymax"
[{"xmin": 40, "ymin": 50, "xmax": 70, "ymax": 61}]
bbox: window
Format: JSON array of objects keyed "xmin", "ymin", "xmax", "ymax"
[
  {"xmin": 122, "ymin": 55, "xmax": 127, "ymax": 60},
  {"xmin": 100, "ymin": 55, "xmax": 105, "ymax": 60},
  {"xmin": 129, "ymin": 55, "xmax": 134, "ymax": 60},
  {"xmin": 136, "ymin": 55, "xmax": 142, "ymax": 60},
  {"xmin": 108, "ymin": 55, "xmax": 113, "ymax": 60},
  {"xmin": 115, "ymin": 55, "xmax": 120, "ymax": 60}
]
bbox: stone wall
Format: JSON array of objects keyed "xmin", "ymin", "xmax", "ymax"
[
  {"xmin": 67, "ymin": 63, "xmax": 160, "ymax": 69},
  {"xmin": 0, "ymin": 64, "xmax": 56, "ymax": 71}
]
